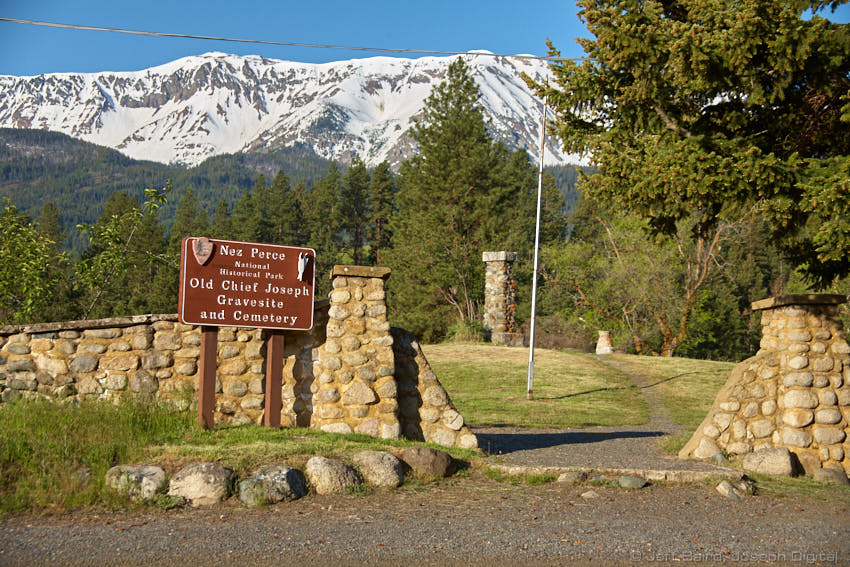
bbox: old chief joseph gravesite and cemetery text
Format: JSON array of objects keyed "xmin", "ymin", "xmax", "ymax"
[{"xmin": 179, "ymin": 237, "xmax": 315, "ymax": 330}]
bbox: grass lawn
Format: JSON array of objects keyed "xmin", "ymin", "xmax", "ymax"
[
  {"xmin": 423, "ymin": 344, "xmax": 649, "ymax": 428},
  {"xmin": 603, "ymin": 354, "xmax": 734, "ymax": 428}
]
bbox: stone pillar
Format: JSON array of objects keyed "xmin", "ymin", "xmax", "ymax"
[
  {"xmin": 482, "ymin": 251, "xmax": 522, "ymax": 346},
  {"xmin": 595, "ymin": 331, "xmax": 615, "ymax": 354},
  {"xmin": 679, "ymin": 294, "xmax": 850, "ymax": 478},
  {"xmin": 312, "ymin": 266, "xmax": 400, "ymax": 439}
]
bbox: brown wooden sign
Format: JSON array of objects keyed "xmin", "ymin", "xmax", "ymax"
[{"xmin": 179, "ymin": 237, "xmax": 316, "ymax": 331}]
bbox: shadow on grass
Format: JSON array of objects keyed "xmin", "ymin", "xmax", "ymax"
[
  {"xmin": 638, "ymin": 371, "xmax": 706, "ymax": 389},
  {"xmin": 475, "ymin": 429, "xmax": 667, "ymax": 455},
  {"xmin": 534, "ymin": 372, "xmax": 706, "ymax": 402},
  {"xmin": 536, "ymin": 385, "xmax": 628, "ymax": 400}
]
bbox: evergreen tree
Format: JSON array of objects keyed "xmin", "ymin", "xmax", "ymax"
[
  {"xmin": 531, "ymin": 0, "xmax": 850, "ymax": 287},
  {"xmin": 368, "ymin": 161, "xmax": 396, "ymax": 265},
  {"xmin": 168, "ymin": 187, "xmax": 209, "ymax": 252},
  {"xmin": 267, "ymin": 170, "xmax": 302, "ymax": 245},
  {"xmin": 539, "ymin": 172, "xmax": 569, "ymax": 244},
  {"xmin": 210, "ymin": 197, "xmax": 233, "ymax": 239},
  {"xmin": 292, "ymin": 180, "xmax": 311, "ymax": 245},
  {"xmin": 231, "ymin": 174, "xmax": 267, "ymax": 242},
  {"xmin": 388, "ymin": 58, "xmax": 536, "ymax": 340},
  {"xmin": 301, "ymin": 163, "xmax": 344, "ymax": 293},
  {"xmin": 76, "ymin": 188, "xmax": 169, "ymax": 318},
  {"xmin": 146, "ymin": 187, "xmax": 210, "ymax": 314},
  {"xmin": 36, "ymin": 201, "xmax": 80, "ymax": 322},
  {"xmin": 339, "ymin": 156, "xmax": 371, "ymax": 264},
  {"xmin": 37, "ymin": 202, "xmax": 66, "ymax": 249}
]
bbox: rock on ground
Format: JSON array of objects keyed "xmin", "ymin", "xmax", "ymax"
[
  {"xmin": 105, "ymin": 465, "xmax": 166, "ymax": 501},
  {"xmin": 168, "ymin": 462, "xmax": 233, "ymax": 507},
  {"xmin": 352, "ymin": 451, "xmax": 404, "ymax": 488},
  {"xmin": 304, "ymin": 456, "xmax": 362, "ymax": 494},
  {"xmin": 238, "ymin": 466, "xmax": 307, "ymax": 507},
  {"xmin": 556, "ymin": 471, "xmax": 587, "ymax": 484},
  {"xmin": 618, "ymin": 475, "xmax": 648, "ymax": 489},
  {"xmin": 398, "ymin": 446, "xmax": 455, "ymax": 477},
  {"xmin": 716, "ymin": 480, "xmax": 754, "ymax": 500}
]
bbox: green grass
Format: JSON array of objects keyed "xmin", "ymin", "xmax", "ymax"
[
  {"xmin": 0, "ymin": 398, "xmax": 194, "ymax": 514},
  {"xmin": 147, "ymin": 425, "xmax": 478, "ymax": 472},
  {"xmin": 739, "ymin": 472, "xmax": 850, "ymax": 503},
  {"xmin": 658, "ymin": 432, "xmax": 693, "ymax": 455},
  {"xmin": 0, "ymin": 398, "xmax": 477, "ymax": 515},
  {"xmin": 0, "ymin": 345, "xmax": 804, "ymax": 514},
  {"xmin": 483, "ymin": 467, "xmax": 556, "ymax": 485},
  {"xmin": 604, "ymin": 354, "xmax": 734, "ymax": 428},
  {"xmin": 424, "ymin": 344, "xmax": 649, "ymax": 428}
]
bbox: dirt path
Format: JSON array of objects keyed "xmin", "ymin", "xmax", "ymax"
[
  {"xmin": 1, "ymin": 476, "xmax": 847, "ymax": 566},
  {"xmin": 590, "ymin": 354, "xmax": 682, "ymax": 433}
]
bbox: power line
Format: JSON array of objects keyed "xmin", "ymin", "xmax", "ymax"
[{"xmin": 0, "ymin": 17, "xmax": 582, "ymax": 62}]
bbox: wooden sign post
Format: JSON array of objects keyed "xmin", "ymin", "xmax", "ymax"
[
  {"xmin": 178, "ymin": 237, "xmax": 315, "ymax": 429},
  {"xmin": 264, "ymin": 331, "xmax": 285, "ymax": 428},
  {"xmin": 198, "ymin": 326, "xmax": 218, "ymax": 429}
]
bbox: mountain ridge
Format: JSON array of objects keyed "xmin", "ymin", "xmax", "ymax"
[{"xmin": 0, "ymin": 51, "xmax": 575, "ymax": 168}]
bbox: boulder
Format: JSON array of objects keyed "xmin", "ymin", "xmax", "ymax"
[
  {"xmin": 556, "ymin": 471, "xmax": 588, "ymax": 484},
  {"xmin": 238, "ymin": 466, "xmax": 307, "ymax": 506},
  {"xmin": 398, "ymin": 446, "xmax": 455, "ymax": 477},
  {"xmin": 304, "ymin": 456, "xmax": 362, "ymax": 494},
  {"xmin": 716, "ymin": 479, "xmax": 753, "ymax": 500},
  {"xmin": 168, "ymin": 462, "xmax": 233, "ymax": 506},
  {"xmin": 618, "ymin": 475, "xmax": 648, "ymax": 489},
  {"xmin": 742, "ymin": 447, "xmax": 797, "ymax": 477},
  {"xmin": 813, "ymin": 468, "xmax": 850, "ymax": 486},
  {"xmin": 352, "ymin": 451, "xmax": 404, "ymax": 487},
  {"xmin": 105, "ymin": 465, "xmax": 166, "ymax": 501}
]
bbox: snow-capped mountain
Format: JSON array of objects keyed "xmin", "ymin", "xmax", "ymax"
[{"xmin": 0, "ymin": 51, "xmax": 575, "ymax": 168}]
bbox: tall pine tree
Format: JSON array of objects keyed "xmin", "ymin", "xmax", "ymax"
[
  {"xmin": 368, "ymin": 161, "xmax": 396, "ymax": 265},
  {"xmin": 339, "ymin": 156, "xmax": 371, "ymax": 264},
  {"xmin": 388, "ymin": 58, "xmax": 536, "ymax": 340}
]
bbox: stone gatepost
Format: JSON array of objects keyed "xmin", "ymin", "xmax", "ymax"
[
  {"xmin": 312, "ymin": 265, "xmax": 400, "ymax": 439},
  {"xmin": 595, "ymin": 331, "xmax": 615, "ymax": 354},
  {"xmin": 679, "ymin": 294, "xmax": 850, "ymax": 477},
  {"xmin": 482, "ymin": 251, "xmax": 522, "ymax": 346}
]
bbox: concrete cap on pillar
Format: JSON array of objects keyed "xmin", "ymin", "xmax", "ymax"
[
  {"xmin": 751, "ymin": 294, "xmax": 846, "ymax": 311},
  {"xmin": 482, "ymin": 251, "xmax": 517, "ymax": 263},
  {"xmin": 330, "ymin": 265, "xmax": 391, "ymax": 279}
]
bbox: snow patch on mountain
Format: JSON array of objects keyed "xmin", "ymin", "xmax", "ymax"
[{"xmin": 0, "ymin": 52, "xmax": 578, "ymax": 168}]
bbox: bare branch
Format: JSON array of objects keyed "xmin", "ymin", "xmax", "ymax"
[{"xmin": 653, "ymin": 105, "xmax": 692, "ymax": 138}]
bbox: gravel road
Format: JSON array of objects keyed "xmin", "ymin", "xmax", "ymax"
[{"xmin": 2, "ymin": 476, "xmax": 847, "ymax": 566}]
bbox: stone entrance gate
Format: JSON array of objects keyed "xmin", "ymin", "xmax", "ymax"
[{"xmin": 679, "ymin": 294, "xmax": 849, "ymax": 477}]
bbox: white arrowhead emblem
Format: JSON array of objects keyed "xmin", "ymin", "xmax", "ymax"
[{"xmin": 193, "ymin": 237, "xmax": 214, "ymax": 265}]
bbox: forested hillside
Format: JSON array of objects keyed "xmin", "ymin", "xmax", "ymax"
[
  {"xmin": 0, "ymin": 129, "xmax": 331, "ymax": 252},
  {"xmin": 0, "ymin": 128, "xmax": 581, "ymax": 253}
]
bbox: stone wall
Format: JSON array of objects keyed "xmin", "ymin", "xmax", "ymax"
[
  {"xmin": 393, "ymin": 328, "xmax": 478, "ymax": 449},
  {"xmin": 482, "ymin": 251, "xmax": 522, "ymax": 346},
  {"xmin": 0, "ymin": 266, "xmax": 477, "ymax": 449},
  {"xmin": 679, "ymin": 294, "xmax": 850, "ymax": 477}
]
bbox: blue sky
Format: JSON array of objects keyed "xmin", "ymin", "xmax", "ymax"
[
  {"xmin": 0, "ymin": 0, "xmax": 587, "ymax": 76},
  {"xmin": 2, "ymin": 1, "xmax": 848, "ymax": 77}
]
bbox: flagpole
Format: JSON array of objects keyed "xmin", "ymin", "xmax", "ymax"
[{"xmin": 527, "ymin": 96, "xmax": 546, "ymax": 401}]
